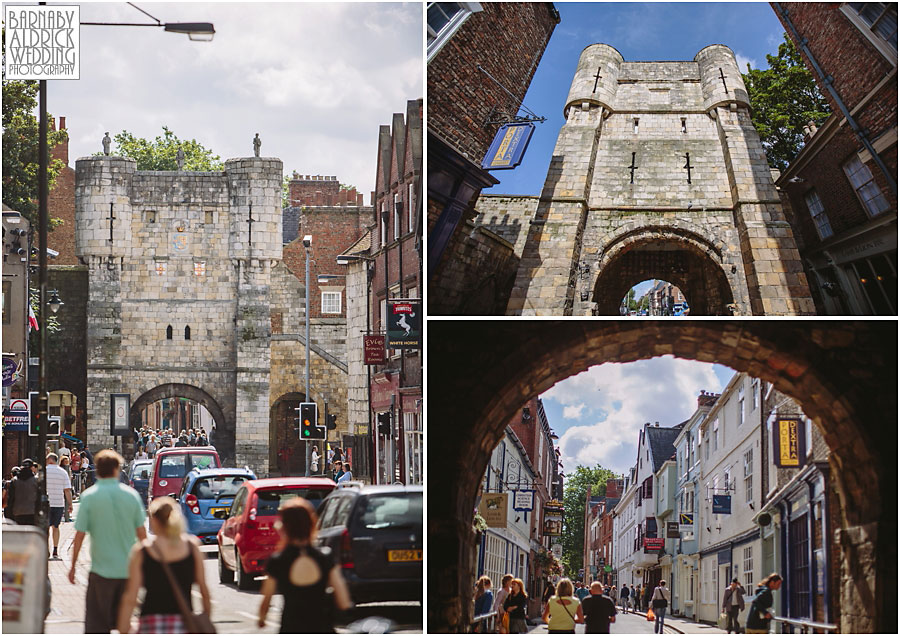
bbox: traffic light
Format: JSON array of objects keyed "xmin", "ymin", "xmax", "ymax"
[
  {"xmin": 29, "ymin": 410, "xmax": 40, "ymax": 437},
  {"xmin": 377, "ymin": 411, "xmax": 392, "ymax": 437},
  {"xmin": 326, "ymin": 413, "xmax": 337, "ymax": 430},
  {"xmin": 297, "ymin": 402, "xmax": 325, "ymax": 440},
  {"xmin": 48, "ymin": 416, "xmax": 60, "ymax": 437}
]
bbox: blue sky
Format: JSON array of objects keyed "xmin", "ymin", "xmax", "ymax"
[
  {"xmin": 483, "ymin": 2, "xmax": 786, "ymax": 197},
  {"xmin": 540, "ymin": 357, "xmax": 736, "ymax": 476}
]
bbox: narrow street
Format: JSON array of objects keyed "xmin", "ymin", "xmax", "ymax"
[
  {"xmin": 45, "ymin": 502, "xmax": 422, "ymax": 634},
  {"xmin": 524, "ymin": 608, "xmax": 727, "ymax": 634}
]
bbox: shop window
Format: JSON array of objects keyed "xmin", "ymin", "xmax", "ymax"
[
  {"xmin": 843, "ymin": 251, "xmax": 897, "ymax": 314},
  {"xmin": 789, "ymin": 513, "xmax": 811, "ymax": 618}
]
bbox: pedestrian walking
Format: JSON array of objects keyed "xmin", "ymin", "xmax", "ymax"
[
  {"xmin": 311, "ymin": 447, "xmax": 320, "ymax": 475},
  {"xmin": 332, "ymin": 461, "xmax": 344, "ymax": 482},
  {"xmin": 146, "ymin": 435, "xmax": 158, "ymax": 458},
  {"xmin": 619, "ymin": 583, "xmax": 630, "ymax": 612},
  {"xmin": 257, "ymin": 497, "xmax": 352, "ymax": 632},
  {"xmin": 651, "ymin": 580, "xmax": 670, "ymax": 633},
  {"xmin": 746, "ymin": 573, "xmax": 782, "ymax": 634},
  {"xmin": 503, "ymin": 578, "xmax": 529, "ymax": 633},
  {"xmin": 7, "ymin": 458, "xmax": 39, "ymax": 526},
  {"xmin": 581, "ymin": 581, "xmax": 616, "ymax": 634},
  {"xmin": 575, "ymin": 581, "xmax": 590, "ymax": 602},
  {"xmin": 494, "ymin": 574, "xmax": 514, "ymax": 633},
  {"xmin": 68, "ymin": 449, "xmax": 147, "ymax": 633},
  {"xmin": 473, "ymin": 575, "xmax": 494, "ymax": 623},
  {"xmin": 326, "ymin": 446, "xmax": 335, "ymax": 466},
  {"xmin": 722, "ymin": 578, "xmax": 746, "ymax": 633},
  {"xmin": 45, "ymin": 453, "xmax": 73, "ymax": 558},
  {"xmin": 116, "ymin": 497, "xmax": 212, "ymax": 633},
  {"xmin": 337, "ymin": 462, "xmax": 353, "ymax": 483},
  {"xmin": 542, "ymin": 577, "xmax": 583, "ymax": 634},
  {"xmin": 643, "ymin": 584, "xmax": 651, "ymax": 612},
  {"xmin": 542, "ymin": 580, "xmax": 556, "ymax": 615}
]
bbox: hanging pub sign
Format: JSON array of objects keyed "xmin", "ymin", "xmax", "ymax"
[
  {"xmin": 643, "ymin": 538, "xmax": 665, "ymax": 552},
  {"xmin": 386, "ymin": 299, "xmax": 421, "ymax": 349},
  {"xmin": 679, "ymin": 512, "xmax": 694, "ymax": 532},
  {"xmin": 481, "ymin": 122, "xmax": 535, "ymax": 170},
  {"xmin": 543, "ymin": 500, "xmax": 564, "ymax": 536},
  {"xmin": 773, "ymin": 416, "xmax": 806, "ymax": 467},
  {"xmin": 667, "ymin": 521, "xmax": 680, "ymax": 538},
  {"xmin": 712, "ymin": 494, "xmax": 732, "ymax": 515},
  {"xmin": 513, "ymin": 490, "xmax": 534, "ymax": 512},
  {"xmin": 478, "ymin": 492, "xmax": 508, "ymax": 528},
  {"xmin": 363, "ymin": 335, "xmax": 386, "ymax": 365},
  {"xmin": 2, "ymin": 356, "xmax": 22, "ymax": 387}
]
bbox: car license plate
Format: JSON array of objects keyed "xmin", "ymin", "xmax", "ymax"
[
  {"xmin": 208, "ymin": 506, "xmax": 228, "ymax": 516},
  {"xmin": 387, "ymin": 549, "xmax": 422, "ymax": 562}
]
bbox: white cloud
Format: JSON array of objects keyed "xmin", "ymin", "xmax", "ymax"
[
  {"xmin": 735, "ymin": 53, "xmax": 758, "ymax": 72},
  {"xmin": 562, "ymin": 403, "xmax": 586, "ymax": 420},
  {"xmin": 542, "ymin": 356, "xmax": 729, "ymax": 476}
]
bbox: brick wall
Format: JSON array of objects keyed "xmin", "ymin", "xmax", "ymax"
[
  {"xmin": 48, "ymin": 116, "xmax": 77, "ymax": 266},
  {"xmin": 288, "ymin": 175, "xmax": 365, "ymax": 207},
  {"xmin": 427, "ymin": 2, "xmax": 559, "ymax": 161},
  {"xmin": 283, "ymin": 206, "xmax": 369, "ymax": 318}
]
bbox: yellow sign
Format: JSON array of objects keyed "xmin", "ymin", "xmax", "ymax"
[
  {"xmin": 776, "ymin": 418, "xmax": 802, "ymax": 467},
  {"xmin": 479, "ymin": 493, "xmax": 508, "ymax": 528}
]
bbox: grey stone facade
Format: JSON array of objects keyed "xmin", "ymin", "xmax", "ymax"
[
  {"xmin": 498, "ymin": 44, "xmax": 815, "ymax": 316},
  {"xmin": 76, "ymin": 156, "xmax": 283, "ymax": 473}
]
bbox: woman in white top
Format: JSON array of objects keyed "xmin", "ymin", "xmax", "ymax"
[
  {"xmin": 651, "ymin": 580, "xmax": 671, "ymax": 634},
  {"xmin": 311, "ymin": 447, "xmax": 320, "ymax": 474},
  {"xmin": 542, "ymin": 578, "xmax": 583, "ymax": 634}
]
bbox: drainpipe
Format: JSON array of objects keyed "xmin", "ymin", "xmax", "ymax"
[{"xmin": 774, "ymin": 3, "xmax": 897, "ymax": 195}]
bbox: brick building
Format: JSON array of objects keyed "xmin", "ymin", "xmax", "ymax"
[
  {"xmin": 772, "ymin": 2, "xmax": 897, "ymax": 314},
  {"xmin": 339, "ymin": 99, "xmax": 422, "ymax": 485},
  {"xmin": 583, "ymin": 478, "xmax": 623, "ymax": 587},
  {"xmin": 427, "ymin": 2, "xmax": 559, "ymax": 314}
]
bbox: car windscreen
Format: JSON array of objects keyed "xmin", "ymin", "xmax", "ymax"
[
  {"xmin": 356, "ymin": 492, "xmax": 423, "ymax": 530},
  {"xmin": 131, "ymin": 463, "xmax": 152, "ymax": 479},
  {"xmin": 158, "ymin": 454, "xmax": 216, "ymax": 478},
  {"xmin": 255, "ymin": 488, "xmax": 331, "ymax": 515},
  {"xmin": 192, "ymin": 475, "xmax": 251, "ymax": 500}
]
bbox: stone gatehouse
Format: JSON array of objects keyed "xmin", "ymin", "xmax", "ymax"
[
  {"xmin": 481, "ymin": 44, "xmax": 815, "ymax": 316},
  {"xmin": 75, "ymin": 156, "xmax": 351, "ymax": 475}
]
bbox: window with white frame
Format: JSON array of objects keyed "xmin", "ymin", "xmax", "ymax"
[
  {"xmin": 393, "ymin": 193, "xmax": 401, "ymax": 240},
  {"xmin": 806, "ymin": 418, "xmax": 813, "ymax": 457},
  {"xmin": 427, "ymin": 2, "xmax": 482, "ymax": 61},
  {"xmin": 843, "ymin": 155, "xmax": 891, "ymax": 217},
  {"xmin": 689, "ymin": 431, "xmax": 695, "ymax": 466},
  {"xmin": 380, "ymin": 203, "xmax": 388, "ymax": 247},
  {"xmin": 844, "ymin": 3, "xmax": 897, "ymax": 55},
  {"xmin": 723, "ymin": 469, "xmax": 730, "ymax": 495},
  {"xmin": 804, "ymin": 190, "xmax": 834, "ymax": 239},
  {"xmin": 738, "ymin": 386, "xmax": 745, "ymax": 426},
  {"xmin": 744, "ymin": 448, "xmax": 753, "ymax": 504},
  {"xmin": 704, "ymin": 431, "xmax": 710, "ymax": 460},
  {"xmin": 713, "ymin": 417, "xmax": 719, "ymax": 451},
  {"xmin": 743, "ymin": 546, "xmax": 754, "ymax": 587},
  {"xmin": 752, "ymin": 378, "xmax": 760, "ymax": 411},
  {"xmin": 321, "ymin": 291, "xmax": 342, "ymax": 314}
]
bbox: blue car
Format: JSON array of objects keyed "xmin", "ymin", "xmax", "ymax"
[
  {"xmin": 128, "ymin": 459, "xmax": 154, "ymax": 506},
  {"xmin": 176, "ymin": 467, "xmax": 256, "ymax": 544}
]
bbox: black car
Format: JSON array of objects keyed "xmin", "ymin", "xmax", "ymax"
[{"xmin": 315, "ymin": 484, "xmax": 422, "ymax": 604}]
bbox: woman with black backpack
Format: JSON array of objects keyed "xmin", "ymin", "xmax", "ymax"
[
  {"xmin": 746, "ymin": 573, "xmax": 782, "ymax": 634},
  {"xmin": 650, "ymin": 580, "xmax": 670, "ymax": 634}
]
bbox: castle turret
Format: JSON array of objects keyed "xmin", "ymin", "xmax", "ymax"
[
  {"xmin": 74, "ymin": 156, "xmax": 136, "ymax": 262},
  {"xmin": 694, "ymin": 44, "xmax": 750, "ymax": 113},
  {"xmin": 564, "ymin": 43, "xmax": 623, "ymax": 118},
  {"xmin": 226, "ymin": 157, "xmax": 283, "ymax": 262}
]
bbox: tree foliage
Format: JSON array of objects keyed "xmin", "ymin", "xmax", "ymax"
[
  {"xmin": 742, "ymin": 33, "xmax": 831, "ymax": 171},
  {"xmin": 561, "ymin": 464, "xmax": 619, "ymax": 578},
  {"xmin": 103, "ymin": 126, "xmax": 223, "ymax": 171},
  {"xmin": 2, "ymin": 61, "xmax": 68, "ymax": 223}
]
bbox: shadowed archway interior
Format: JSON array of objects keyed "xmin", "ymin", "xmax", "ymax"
[{"xmin": 427, "ymin": 322, "xmax": 895, "ymax": 633}]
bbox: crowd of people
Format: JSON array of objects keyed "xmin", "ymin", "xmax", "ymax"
[
  {"xmin": 133, "ymin": 425, "xmax": 213, "ymax": 459},
  {"xmin": 472, "ymin": 572, "xmax": 782, "ymax": 634}
]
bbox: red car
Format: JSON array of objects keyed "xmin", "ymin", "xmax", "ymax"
[
  {"xmin": 149, "ymin": 446, "xmax": 220, "ymax": 503},
  {"xmin": 216, "ymin": 477, "xmax": 336, "ymax": 589}
]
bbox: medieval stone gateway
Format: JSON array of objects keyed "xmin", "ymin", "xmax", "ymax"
[
  {"xmin": 428, "ymin": 321, "xmax": 895, "ymax": 633},
  {"xmin": 478, "ymin": 44, "xmax": 816, "ymax": 315}
]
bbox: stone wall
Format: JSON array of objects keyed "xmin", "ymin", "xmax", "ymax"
[{"xmin": 344, "ymin": 259, "xmax": 370, "ymax": 435}]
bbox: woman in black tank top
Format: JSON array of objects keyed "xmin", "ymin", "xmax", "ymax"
[
  {"xmin": 257, "ymin": 497, "xmax": 352, "ymax": 633},
  {"xmin": 116, "ymin": 498, "xmax": 212, "ymax": 633}
]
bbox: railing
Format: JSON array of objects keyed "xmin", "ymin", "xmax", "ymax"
[
  {"xmin": 471, "ymin": 611, "xmax": 498, "ymax": 633},
  {"xmin": 772, "ymin": 616, "xmax": 838, "ymax": 633}
]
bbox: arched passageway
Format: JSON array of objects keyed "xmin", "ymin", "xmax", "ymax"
[
  {"xmin": 593, "ymin": 235, "xmax": 735, "ymax": 315},
  {"xmin": 131, "ymin": 384, "xmax": 231, "ymax": 464},
  {"xmin": 428, "ymin": 322, "xmax": 895, "ymax": 633}
]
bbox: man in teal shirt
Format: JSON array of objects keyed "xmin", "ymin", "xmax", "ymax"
[{"xmin": 68, "ymin": 449, "xmax": 146, "ymax": 633}]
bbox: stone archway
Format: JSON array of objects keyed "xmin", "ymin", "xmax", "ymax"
[
  {"xmin": 269, "ymin": 392, "xmax": 311, "ymax": 478},
  {"xmin": 131, "ymin": 383, "xmax": 231, "ymax": 464},
  {"xmin": 428, "ymin": 322, "xmax": 895, "ymax": 633},
  {"xmin": 592, "ymin": 229, "xmax": 736, "ymax": 315}
]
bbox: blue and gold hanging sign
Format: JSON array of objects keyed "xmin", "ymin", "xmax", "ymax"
[{"xmin": 481, "ymin": 122, "xmax": 535, "ymax": 170}]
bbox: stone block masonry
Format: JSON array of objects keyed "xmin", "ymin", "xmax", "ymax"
[{"xmin": 498, "ymin": 43, "xmax": 814, "ymax": 315}]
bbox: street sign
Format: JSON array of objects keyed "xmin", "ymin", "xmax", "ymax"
[
  {"xmin": 109, "ymin": 393, "xmax": 130, "ymax": 436},
  {"xmin": 4, "ymin": 398, "xmax": 30, "ymax": 432},
  {"xmin": 386, "ymin": 300, "xmax": 421, "ymax": 349},
  {"xmin": 712, "ymin": 494, "xmax": 732, "ymax": 515},
  {"xmin": 773, "ymin": 417, "xmax": 806, "ymax": 467},
  {"xmin": 679, "ymin": 512, "xmax": 694, "ymax": 532},
  {"xmin": 481, "ymin": 122, "xmax": 535, "ymax": 170},
  {"xmin": 479, "ymin": 493, "xmax": 508, "ymax": 528},
  {"xmin": 643, "ymin": 538, "xmax": 665, "ymax": 552},
  {"xmin": 2, "ymin": 356, "xmax": 21, "ymax": 387}
]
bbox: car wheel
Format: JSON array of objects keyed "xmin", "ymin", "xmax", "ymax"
[
  {"xmin": 218, "ymin": 548, "xmax": 233, "ymax": 584},
  {"xmin": 235, "ymin": 548, "xmax": 252, "ymax": 590}
]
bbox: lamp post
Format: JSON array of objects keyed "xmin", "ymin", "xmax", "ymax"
[{"xmin": 303, "ymin": 235, "xmax": 312, "ymax": 477}]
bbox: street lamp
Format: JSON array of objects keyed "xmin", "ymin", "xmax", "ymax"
[
  {"xmin": 82, "ymin": 3, "xmax": 215, "ymax": 41},
  {"xmin": 48, "ymin": 290, "xmax": 63, "ymax": 314}
]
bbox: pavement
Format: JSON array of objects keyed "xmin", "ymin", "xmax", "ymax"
[
  {"xmin": 45, "ymin": 501, "xmax": 92, "ymax": 632},
  {"xmin": 525, "ymin": 605, "xmax": 729, "ymax": 635}
]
